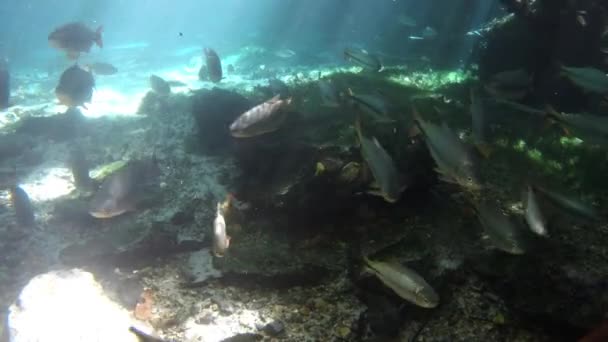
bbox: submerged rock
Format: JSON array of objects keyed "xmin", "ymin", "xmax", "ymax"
[{"xmin": 8, "ymin": 269, "xmax": 145, "ymax": 342}]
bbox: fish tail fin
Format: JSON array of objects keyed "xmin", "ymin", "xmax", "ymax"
[
  {"xmin": 378, "ymin": 63, "xmax": 385, "ymax": 72},
  {"xmin": 95, "ymin": 26, "xmax": 104, "ymax": 48}
]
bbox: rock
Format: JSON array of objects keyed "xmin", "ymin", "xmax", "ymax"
[
  {"xmin": 8, "ymin": 269, "xmax": 144, "ymax": 342},
  {"xmin": 190, "ymin": 88, "xmax": 251, "ymax": 154}
]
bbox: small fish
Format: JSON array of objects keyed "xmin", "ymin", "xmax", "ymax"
[
  {"xmin": 213, "ymin": 202, "xmax": 230, "ymax": 257},
  {"xmin": 475, "ymin": 201, "xmax": 526, "ymax": 255},
  {"xmin": 344, "ymin": 48, "xmax": 383, "ymax": 72},
  {"xmin": 546, "ymin": 106, "xmax": 608, "ymax": 141},
  {"xmin": 355, "ymin": 117, "xmax": 403, "ymax": 203},
  {"xmin": 363, "ymin": 257, "xmax": 439, "ymax": 308},
  {"xmin": 561, "ymin": 66, "xmax": 608, "ymax": 94},
  {"xmin": 89, "ymin": 158, "xmax": 161, "ymax": 218},
  {"xmin": 0, "ymin": 58, "xmax": 9, "ymax": 109},
  {"xmin": 69, "ymin": 147, "xmax": 93, "ymax": 192},
  {"xmin": 230, "ymin": 94, "xmax": 292, "ymax": 138},
  {"xmin": 347, "ymin": 89, "xmax": 394, "ymax": 123},
  {"xmin": 523, "ymin": 185, "xmax": 548, "ymax": 237},
  {"xmin": 413, "ymin": 108, "xmax": 481, "ymax": 191},
  {"xmin": 409, "ymin": 26, "xmax": 438, "ymax": 40},
  {"xmin": 470, "ymin": 87, "xmax": 492, "ymax": 158},
  {"xmin": 48, "ymin": 22, "xmax": 103, "ymax": 59},
  {"xmin": 318, "ymin": 79, "xmax": 340, "ymax": 107},
  {"xmin": 10, "ymin": 185, "xmax": 35, "ymax": 227},
  {"xmin": 55, "ymin": 64, "xmax": 95, "ymax": 108},
  {"xmin": 149, "ymin": 75, "xmax": 170, "ymax": 95},
  {"xmin": 85, "ymin": 62, "xmax": 117, "ymax": 75},
  {"xmin": 533, "ymin": 185, "xmax": 600, "ymax": 221},
  {"xmin": 274, "ymin": 48, "xmax": 296, "ymax": 59},
  {"xmin": 204, "ymin": 47, "xmax": 222, "ymax": 83}
]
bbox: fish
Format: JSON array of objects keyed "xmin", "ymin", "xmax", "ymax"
[
  {"xmin": 523, "ymin": 185, "xmax": 548, "ymax": 237},
  {"xmin": 55, "ymin": 64, "xmax": 95, "ymax": 108},
  {"xmin": 230, "ymin": 94, "xmax": 292, "ymax": 138},
  {"xmin": 561, "ymin": 66, "xmax": 608, "ymax": 94},
  {"xmin": 274, "ymin": 48, "xmax": 296, "ymax": 59},
  {"xmin": 69, "ymin": 147, "xmax": 93, "ymax": 192},
  {"xmin": 344, "ymin": 48, "xmax": 383, "ymax": 72},
  {"xmin": 318, "ymin": 79, "xmax": 340, "ymax": 107},
  {"xmin": 355, "ymin": 117, "xmax": 403, "ymax": 203},
  {"xmin": 10, "ymin": 185, "xmax": 35, "ymax": 227},
  {"xmin": 89, "ymin": 158, "xmax": 161, "ymax": 219},
  {"xmin": 397, "ymin": 14, "xmax": 417, "ymax": 27},
  {"xmin": 470, "ymin": 87, "xmax": 492, "ymax": 158},
  {"xmin": 347, "ymin": 89, "xmax": 394, "ymax": 123},
  {"xmin": 546, "ymin": 106, "xmax": 608, "ymax": 141},
  {"xmin": 409, "ymin": 26, "xmax": 438, "ymax": 40},
  {"xmin": 484, "ymin": 68, "xmax": 531, "ymax": 100},
  {"xmin": 475, "ymin": 201, "xmax": 526, "ymax": 255},
  {"xmin": 363, "ymin": 257, "xmax": 439, "ymax": 308},
  {"xmin": 413, "ymin": 107, "xmax": 482, "ymax": 191},
  {"xmin": 213, "ymin": 202, "xmax": 230, "ymax": 257},
  {"xmin": 48, "ymin": 22, "xmax": 103, "ymax": 59},
  {"xmin": 149, "ymin": 75, "xmax": 170, "ymax": 95},
  {"xmin": 532, "ymin": 185, "xmax": 600, "ymax": 221},
  {"xmin": 204, "ymin": 48, "xmax": 222, "ymax": 83},
  {"xmin": 0, "ymin": 58, "xmax": 9, "ymax": 109},
  {"xmin": 85, "ymin": 62, "xmax": 117, "ymax": 75}
]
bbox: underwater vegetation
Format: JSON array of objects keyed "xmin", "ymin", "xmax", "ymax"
[{"xmin": 1, "ymin": 0, "xmax": 608, "ymax": 341}]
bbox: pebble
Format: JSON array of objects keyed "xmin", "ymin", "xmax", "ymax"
[{"xmin": 256, "ymin": 320, "xmax": 285, "ymax": 336}]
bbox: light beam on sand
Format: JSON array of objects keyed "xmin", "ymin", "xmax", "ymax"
[
  {"xmin": 80, "ymin": 87, "xmax": 146, "ymax": 118},
  {"xmin": 19, "ymin": 167, "xmax": 75, "ymax": 202}
]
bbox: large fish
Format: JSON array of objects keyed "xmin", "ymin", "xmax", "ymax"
[
  {"xmin": 363, "ymin": 257, "xmax": 439, "ymax": 308},
  {"xmin": 89, "ymin": 158, "xmax": 161, "ymax": 218},
  {"xmin": 484, "ymin": 68, "xmax": 531, "ymax": 100},
  {"xmin": 561, "ymin": 66, "xmax": 608, "ymax": 94},
  {"xmin": 355, "ymin": 117, "xmax": 403, "ymax": 203},
  {"xmin": 533, "ymin": 185, "xmax": 600, "ymax": 221},
  {"xmin": 546, "ymin": 107, "xmax": 608, "ymax": 142},
  {"xmin": 413, "ymin": 108, "xmax": 481, "ymax": 191},
  {"xmin": 230, "ymin": 95, "xmax": 292, "ymax": 138},
  {"xmin": 0, "ymin": 58, "xmax": 8, "ymax": 109},
  {"xmin": 213, "ymin": 202, "xmax": 230, "ymax": 257},
  {"xmin": 55, "ymin": 64, "xmax": 95, "ymax": 108},
  {"xmin": 49, "ymin": 22, "xmax": 103, "ymax": 59},
  {"xmin": 475, "ymin": 201, "xmax": 526, "ymax": 255},
  {"xmin": 204, "ymin": 48, "xmax": 222, "ymax": 83},
  {"xmin": 348, "ymin": 89, "xmax": 394, "ymax": 123},
  {"xmin": 344, "ymin": 48, "xmax": 383, "ymax": 72}
]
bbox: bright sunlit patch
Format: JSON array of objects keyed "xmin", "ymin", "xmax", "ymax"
[
  {"xmin": 19, "ymin": 167, "xmax": 75, "ymax": 202},
  {"xmin": 184, "ymin": 308, "xmax": 262, "ymax": 341},
  {"xmin": 81, "ymin": 87, "xmax": 146, "ymax": 118}
]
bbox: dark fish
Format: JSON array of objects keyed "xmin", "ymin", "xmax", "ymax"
[
  {"xmin": 89, "ymin": 158, "xmax": 161, "ymax": 218},
  {"xmin": 149, "ymin": 75, "xmax": 170, "ymax": 95},
  {"xmin": 69, "ymin": 147, "xmax": 93, "ymax": 192},
  {"xmin": 49, "ymin": 22, "xmax": 103, "ymax": 59},
  {"xmin": 166, "ymin": 80, "xmax": 186, "ymax": 87},
  {"xmin": 268, "ymin": 78, "xmax": 289, "ymax": 98},
  {"xmin": 10, "ymin": 185, "xmax": 35, "ymax": 227},
  {"xmin": 85, "ymin": 62, "xmax": 117, "ymax": 75},
  {"xmin": 213, "ymin": 202, "xmax": 230, "ymax": 257},
  {"xmin": 344, "ymin": 48, "xmax": 383, "ymax": 72},
  {"xmin": 230, "ymin": 95, "xmax": 292, "ymax": 138},
  {"xmin": 128, "ymin": 326, "xmax": 168, "ymax": 342},
  {"xmin": 561, "ymin": 66, "xmax": 608, "ymax": 94},
  {"xmin": 0, "ymin": 58, "xmax": 8, "ymax": 109},
  {"xmin": 55, "ymin": 64, "xmax": 95, "ymax": 108},
  {"xmin": 204, "ymin": 48, "xmax": 222, "ymax": 83}
]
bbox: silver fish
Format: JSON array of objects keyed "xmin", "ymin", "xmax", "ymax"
[
  {"xmin": 364, "ymin": 257, "xmax": 439, "ymax": 308},
  {"xmin": 533, "ymin": 185, "xmax": 600, "ymax": 221},
  {"xmin": 355, "ymin": 118, "xmax": 403, "ymax": 203},
  {"xmin": 475, "ymin": 201, "xmax": 526, "ymax": 255},
  {"xmin": 213, "ymin": 202, "xmax": 230, "ymax": 257},
  {"xmin": 561, "ymin": 66, "xmax": 608, "ymax": 94},
  {"xmin": 230, "ymin": 95, "xmax": 292, "ymax": 138},
  {"xmin": 344, "ymin": 48, "xmax": 383, "ymax": 72},
  {"xmin": 348, "ymin": 90, "xmax": 394, "ymax": 123},
  {"xmin": 523, "ymin": 185, "xmax": 548, "ymax": 237}
]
